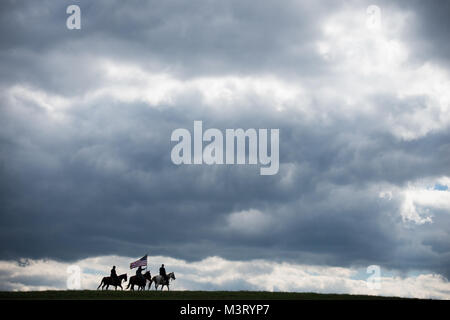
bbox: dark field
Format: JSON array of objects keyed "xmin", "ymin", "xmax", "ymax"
[{"xmin": 0, "ymin": 290, "xmax": 412, "ymax": 300}]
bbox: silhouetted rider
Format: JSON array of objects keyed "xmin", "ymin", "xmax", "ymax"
[
  {"xmin": 110, "ymin": 266, "xmax": 118, "ymax": 284},
  {"xmin": 136, "ymin": 266, "xmax": 144, "ymax": 281},
  {"xmin": 160, "ymin": 264, "xmax": 168, "ymax": 283}
]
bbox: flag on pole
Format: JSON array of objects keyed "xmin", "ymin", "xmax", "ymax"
[{"xmin": 130, "ymin": 254, "xmax": 147, "ymax": 269}]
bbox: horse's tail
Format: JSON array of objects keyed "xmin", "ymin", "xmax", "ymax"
[
  {"xmin": 147, "ymin": 278, "xmax": 153, "ymax": 290},
  {"xmin": 126, "ymin": 277, "xmax": 133, "ymax": 290},
  {"xmin": 97, "ymin": 278, "xmax": 104, "ymax": 290}
]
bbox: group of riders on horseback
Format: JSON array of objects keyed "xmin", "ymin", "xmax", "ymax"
[{"xmin": 97, "ymin": 264, "xmax": 176, "ymax": 291}]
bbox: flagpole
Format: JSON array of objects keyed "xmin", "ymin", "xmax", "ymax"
[{"xmin": 144, "ymin": 253, "xmax": 148, "ymax": 271}]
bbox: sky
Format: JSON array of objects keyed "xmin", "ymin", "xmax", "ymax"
[{"xmin": 0, "ymin": 0, "xmax": 449, "ymax": 298}]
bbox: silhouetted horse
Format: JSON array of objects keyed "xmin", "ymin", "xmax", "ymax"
[
  {"xmin": 97, "ymin": 273, "xmax": 128, "ymax": 290},
  {"xmin": 149, "ymin": 272, "xmax": 176, "ymax": 291},
  {"xmin": 127, "ymin": 271, "xmax": 152, "ymax": 291}
]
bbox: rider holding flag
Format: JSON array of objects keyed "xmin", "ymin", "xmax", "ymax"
[{"xmin": 136, "ymin": 265, "xmax": 144, "ymax": 281}]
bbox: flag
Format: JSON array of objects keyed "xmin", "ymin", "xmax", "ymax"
[{"xmin": 130, "ymin": 254, "xmax": 147, "ymax": 269}]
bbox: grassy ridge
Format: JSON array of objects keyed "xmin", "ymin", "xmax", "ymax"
[{"xmin": 0, "ymin": 290, "xmax": 411, "ymax": 300}]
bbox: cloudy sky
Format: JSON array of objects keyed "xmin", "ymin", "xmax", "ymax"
[{"xmin": 0, "ymin": 0, "xmax": 449, "ymax": 298}]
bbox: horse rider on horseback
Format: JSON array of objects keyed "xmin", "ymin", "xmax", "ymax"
[
  {"xmin": 136, "ymin": 266, "xmax": 144, "ymax": 281},
  {"xmin": 110, "ymin": 266, "xmax": 119, "ymax": 285},
  {"xmin": 160, "ymin": 264, "xmax": 169, "ymax": 284}
]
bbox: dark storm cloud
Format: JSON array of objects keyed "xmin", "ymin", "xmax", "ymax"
[
  {"xmin": 1, "ymin": 92, "xmax": 449, "ymax": 276},
  {"xmin": 1, "ymin": 0, "xmax": 450, "ymax": 281},
  {"xmin": 386, "ymin": 0, "xmax": 450, "ymax": 66},
  {"xmin": 0, "ymin": 0, "xmax": 337, "ymax": 95}
]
